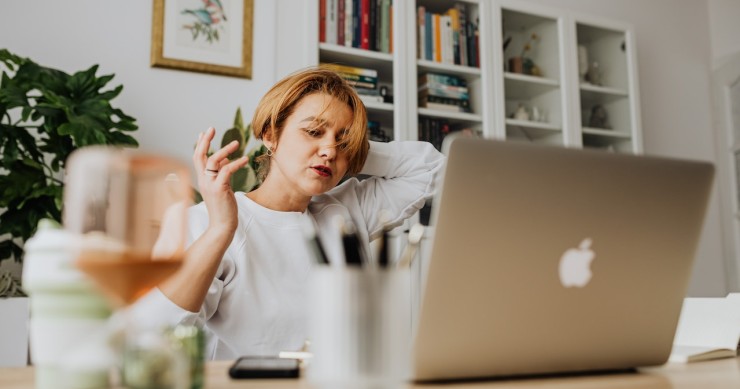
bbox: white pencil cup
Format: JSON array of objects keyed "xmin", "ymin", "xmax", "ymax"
[{"xmin": 307, "ymin": 267, "xmax": 412, "ymax": 389}]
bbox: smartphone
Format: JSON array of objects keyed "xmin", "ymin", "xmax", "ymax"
[{"xmin": 228, "ymin": 356, "xmax": 300, "ymax": 379}]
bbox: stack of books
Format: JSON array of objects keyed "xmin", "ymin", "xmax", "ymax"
[
  {"xmin": 418, "ymin": 73, "xmax": 470, "ymax": 113},
  {"xmin": 321, "ymin": 63, "xmax": 383, "ymax": 105}
]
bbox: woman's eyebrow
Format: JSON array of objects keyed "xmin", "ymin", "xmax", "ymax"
[{"xmin": 300, "ymin": 116, "xmax": 331, "ymax": 127}]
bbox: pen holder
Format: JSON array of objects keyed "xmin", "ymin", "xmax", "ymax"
[{"xmin": 307, "ymin": 267, "xmax": 411, "ymax": 389}]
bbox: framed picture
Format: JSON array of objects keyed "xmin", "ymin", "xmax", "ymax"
[{"xmin": 151, "ymin": 0, "xmax": 253, "ymax": 79}]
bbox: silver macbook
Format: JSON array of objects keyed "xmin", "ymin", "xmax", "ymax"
[{"xmin": 411, "ymin": 137, "xmax": 715, "ymax": 381}]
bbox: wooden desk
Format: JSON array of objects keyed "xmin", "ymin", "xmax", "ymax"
[{"xmin": 2, "ymin": 358, "xmax": 739, "ymax": 388}]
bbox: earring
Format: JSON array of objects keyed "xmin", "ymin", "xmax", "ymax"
[{"xmin": 266, "ymin": 147, "xmax": 274, "ymax": 157}]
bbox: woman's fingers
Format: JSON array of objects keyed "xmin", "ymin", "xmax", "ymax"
[
  {"xmin": 213, "ymin": 156, "xmax": 250, "ymax": 185},
  {"xmin": 193, "ymin": 127, "xmax": 216, "ymax": 171},
  {"xmin": 205, "ymin": 140, "xmax": 240, "ymax": 171}
]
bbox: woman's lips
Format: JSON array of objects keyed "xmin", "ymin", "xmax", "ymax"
[{"xmin": 312, "ymin": 165, "xmax": 333, "ymax": 177}]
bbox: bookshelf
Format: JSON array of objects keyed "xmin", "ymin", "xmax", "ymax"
[{"xmin": 309, "ymin": 0, "xmax": 641, "ymax": 153}]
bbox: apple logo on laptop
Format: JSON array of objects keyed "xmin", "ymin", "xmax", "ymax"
[{"xmin": 558, "ymin": 238, "xmax": 595, "ymax": 287}]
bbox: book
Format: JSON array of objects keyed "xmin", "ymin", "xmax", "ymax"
[
  {"xmin": 358, "ymin": 94, "xmax": 384, "ymax": 105},
  {"xmin": 344, "ymin": 0, "xmax": 353, "ymax": 47},
  {"xmin": 669, "ymin": 293, "xmax": 740, "ymax": 363},
  {"xmin": 326, "ymin": 0, "xmax": 338, "ymax": 45},
  {"xmin": 360, "ymin": 0, "xmax": 370, "ymax": 49},
  {"xmin": 418, "ymin": 73, "xmax": 467, "ymax": 87},
  {"xmin": 417, "ymin": 6, "xmax": 425, "ymax": 60},
  {"xmin": 319, "ymin": 0, "xmax": 326, "ymax": 43},
  {"xmin": 320, "ymin": 63, "xmax": 378, "ymax": 77}
]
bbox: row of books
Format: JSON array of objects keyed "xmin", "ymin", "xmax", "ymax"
[
  {"xmin": 320, "ymin": 0, "xmax": 393, "ymax": 53},
  {"xmin": 419, "ymin": 118, "xmax": 479, "ymax": 151},
  {"xmin": 419, "ymin": 117, "xmax": 453, "ymax": 151},
  {"xmin": 320, "ymin": 63, "xmax": 385, "ymax": 104},
  {"xmin": 417, "ymin": 4, "xmax": 480, "ymax": 67},
  {"xmin": 418, "ymin": 73, "xmax": 471, "ymax": 113}
]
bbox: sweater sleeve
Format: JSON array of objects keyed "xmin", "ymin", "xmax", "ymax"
[
  {"xmin": 130, "ymin": 203, "xmax": 234, "ymax": 330},
  {"xmin": 353, "ymin": 140, "xmax": 446, "ymax": 238}
]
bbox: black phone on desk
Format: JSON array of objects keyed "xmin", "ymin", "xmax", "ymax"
[{"xmin": 228, "ymin": 356, "xmax": 300, "ymax": 379}]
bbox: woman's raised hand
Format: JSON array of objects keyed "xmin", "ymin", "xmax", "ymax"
[{"xmin": 193, "ymin": 127, "xmax": 250, "ymax": 234}]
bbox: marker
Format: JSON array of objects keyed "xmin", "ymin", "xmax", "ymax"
[{"xmin": 378, "ymin": 226, "xmax": 391, "ymax": 269}]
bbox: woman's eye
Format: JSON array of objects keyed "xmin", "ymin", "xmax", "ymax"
[{"xmin": 305, "ymin": 128, "xmax": 321, "ymax": 137}]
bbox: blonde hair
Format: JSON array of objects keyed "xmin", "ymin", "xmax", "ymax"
[{"xmin": 251, "ymin": 66, "xmax": 369, "ymax": 182}]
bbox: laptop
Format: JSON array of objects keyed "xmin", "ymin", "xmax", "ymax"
[{"xmin": 411, "ymin": 137, "xmax": 715, "ymax": 381}]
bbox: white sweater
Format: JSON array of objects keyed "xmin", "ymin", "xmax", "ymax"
[{"xmin": 134, "ymin": 141, "xmax": 445, "ymax": 359}]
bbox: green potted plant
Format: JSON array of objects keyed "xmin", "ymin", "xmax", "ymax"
[
  {"xmin": 0, "ymin": 49, "xmax": 138, "ymax": 265},
  {"xmin": 0, "ymin": 49, "xmax": 138, "ymax": 366}
]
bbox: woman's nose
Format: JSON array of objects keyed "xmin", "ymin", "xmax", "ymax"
[{"xmin": 319, "ymin": 144, "xmax": 337, "ymax": 159}]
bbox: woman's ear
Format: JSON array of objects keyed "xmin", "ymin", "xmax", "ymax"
[{"xmin": 262, "ymin": 127, "xmax": 275, "ymax": 150}]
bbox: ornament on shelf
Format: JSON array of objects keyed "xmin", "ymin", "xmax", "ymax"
[
  {"xmin": 588, "ymin": 105, "xmax": 611, "ymax": 129},
  {"xmin": 513, "ymin": 104, "xmax": 530, "ymax": 121}
]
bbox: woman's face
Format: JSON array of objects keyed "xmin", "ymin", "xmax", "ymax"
[{"xmin": 264, "ymin": 93, "xmax": 354, "ymax": 198}]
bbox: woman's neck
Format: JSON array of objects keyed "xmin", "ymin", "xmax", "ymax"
[{"xmin": 246, "ymin": 182, "xmax": 311, "ymax": 212}]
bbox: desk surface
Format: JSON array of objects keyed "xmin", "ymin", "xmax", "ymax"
[{"xmin": 2, "ymin": 358, "xmax": 739, "ymax": 388}]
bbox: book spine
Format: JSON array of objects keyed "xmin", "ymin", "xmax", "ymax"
[
  {"xmin": 418, "ymin": 73, "xmax": 467, "ymax": 87},
  {"xmin": 326, "ymin": 0, "xmax": 338, "ymax": 45},
  {"xmin": 433, "ymin": 14, "xmax": 441, "ymax": 63},
  {"xmin": 418, "ymin": 87, "xmax": 470, "ymax": 100},
  {"xmin": 361, "ymin": 0, "xmax": 370, "ymax": 49},
  {"xmin": 338, "ymin": 0, "xmax": 345, "ymax": 46},
  {"xmin": 457, "ymin": 3, "xmax": 467, "ymax": 67},
  {"xmin": 447, "ymin": 7, "xmax": 459, "ymax": 65},
  {"xmin": 425, "ymin": 11, "xmax": 432, "ymax": 61},
  {"xmin": 380, "ymin": 0, "xmax": 390, "ymax": 53},
  {"xmin": 388, "ymin": 0, "xmax": 393, "ymax": 53},
  {"xmin": 417, "ymin": 6, "xmax": 425, "ymax": 60},
  {"xmin": 352, "ymin": 0, "xmax": 361, "ymax": 48},
  {"xmin": 389, "ymin": 2, "xmax": 393, "ymax": 52},
  {"xmin": 369, "ymin": 0, "xmax": 377, "ymax": 51},
  {"xmin": 321, "ymin": 63, "xmax": 378, "ymax": 77},
  {"xmin": 344, "ymin": 0, "xmax": 353, "ymax": 46},
  {"xmin": 320, "ymin": 0, "xmax": 326, "ymax": 43}
]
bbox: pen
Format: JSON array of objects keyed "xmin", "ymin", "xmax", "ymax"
[
  {"xmin": 341, "ymin": 219, "xmax": 364, "ymax": 267},
  {"xmin": 302, "ymin": 216, "xmax": 330, "ymax": 265}
]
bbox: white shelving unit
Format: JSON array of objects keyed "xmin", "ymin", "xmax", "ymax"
[
  {"xmin": 306, "ymin": 0, "xmax": 641, "ymax": 152},
  {"xmin": 570, "ymin": 17, "xmax": 642, "ymax": 153},
  {"xmin": 493, "ymin": 1, "xmax": 571, "ymax": 148}
]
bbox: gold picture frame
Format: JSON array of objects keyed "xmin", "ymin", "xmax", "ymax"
[{"xmin": 151, "ymin": 0, "xmax": 253, "ymax": 79}]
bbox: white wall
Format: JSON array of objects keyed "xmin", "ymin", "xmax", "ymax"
[
  {"xmin": 709, "ymin": 0, "xmax": 740, "ymax": 69},
  {"xmin": 0, "ymin": 0, "xmax": 278, "ymax": 168},
  {"xmin": 0, "ymin": 0, "xmax": 733, "ymax": 296}
]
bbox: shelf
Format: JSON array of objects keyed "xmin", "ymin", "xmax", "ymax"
[
  {"xmin": 506, "ymin": 119, "xmax": 560, "ymax": 131},
  {"xmin": 417, "ymin": 60, "xmax": 481, "ymax": 80},
  {"xmin": 418, "ymin": 108, "xmax": 482, "ymax": 123},
  {"xmin": 582, "ymin": 127, "xmax": 631, "ymax": 138},
  {"xmin": 504, "ymin": 72, "xmax": 559, "ymax": 99},
  {"xmin": 320, "ymin": 43, "xmax": 394, "ymax": 77},
  {"xmin": 362, "ymin": 101, "xmax": 394, "ymax": 112},
  {"xmin": 320, "ymin": 43, "xmax": 393, "ymax": 61},
  {"xmin": 580, "ymin": 83, "xmax": 627, "ymax": 96}
]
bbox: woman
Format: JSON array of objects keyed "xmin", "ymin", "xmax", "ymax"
[{"xmin": 139, "ymin": 67, "xmax": 446, "ymax": 359}]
